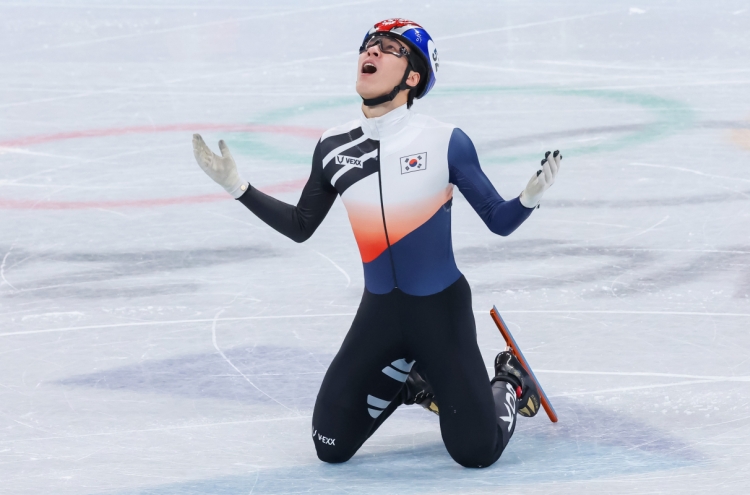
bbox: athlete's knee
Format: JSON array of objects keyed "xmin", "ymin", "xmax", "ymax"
[
  {"xmin": 449, "ymin": 446, "xmax": 501, "ymax": 469},
  {"xmin": 444, "ymin": 431, "xmax": 503, "ymax": 468},
  {"xmin": 449, "ymin": 449, "xmax": 499, "ymax": 468},
  {"xmin": 314, "ymin": 438, "xmax": 356, "ymax": 464},
  {"xmin": 315, "ymin": 445, "xmax": 355, "ymax": 464},
  {"xmin": 312, "ymin": 427, "xmax": 356, "ymax": 463}
]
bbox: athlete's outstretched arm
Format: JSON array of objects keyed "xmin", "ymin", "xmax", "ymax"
[
  {"xmin": 193, "ymin": 136, "xmax": 337, "ymax": 243},
  {"xmin": 448, "ymin": 128, "xmax": 559, "ymax": 236}
]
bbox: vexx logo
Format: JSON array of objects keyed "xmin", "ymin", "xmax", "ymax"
[
  {"xmin": 335, "ymin": 154, "xmax": 364, "ymax": 168},
  {"xmin": 312, "ymin": 427, "xmax": 336, "ymax": 446}
]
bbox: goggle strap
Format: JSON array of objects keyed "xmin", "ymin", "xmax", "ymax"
[{"xmin": 361, "ymin": 63, "xmax": 414, "ymax": 107}]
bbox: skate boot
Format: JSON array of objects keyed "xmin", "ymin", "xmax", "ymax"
[
  {"xmin": 491, "ymin": 349, "xmax": 541, "ymax": 417},
  {"xmin": 402, "ymin": 366, "xmax": 439, "ymax": 415}
]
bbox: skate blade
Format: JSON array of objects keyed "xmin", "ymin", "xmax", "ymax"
[{"xmin": 490, "ymin": 306, "xmax": 558, "ymax": 423}]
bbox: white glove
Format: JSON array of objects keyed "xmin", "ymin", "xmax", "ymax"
[
  {"xmin": 519, "ymin": 150, "xmax": 562, "ymax": 208},
  {"xmin": 192, "ymin": 134, "xmax": 248, "ymax": 199}
]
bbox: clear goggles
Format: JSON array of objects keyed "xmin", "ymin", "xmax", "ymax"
[{"xmin": 359, "ymin": 34, "xmax": 410, "ymax": 58}]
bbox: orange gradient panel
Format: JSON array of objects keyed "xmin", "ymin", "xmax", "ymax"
[
  {"xmin": 384, "ymin": 185, "xmax": 454, "ymax": 246},
  {"xmin": 345, "ymin": 202, "xmax": 389, "ymax": 263}
]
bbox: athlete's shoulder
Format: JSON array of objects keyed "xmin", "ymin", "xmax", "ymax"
[
  {"xmin": 320, "ymin": 119, "xmax": 362, "ymax": 142},
  {"xmin": 447, "ymin": 127, "xmax": 479, "ymax": 167},
  {"xmin": 408, "ymin": 113, "xmax": 456, "ymax": 131}
]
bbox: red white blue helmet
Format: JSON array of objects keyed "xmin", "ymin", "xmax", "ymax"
[{"xmin": 361, "ymin": 18, "xmax": 439, "ymax": 99}]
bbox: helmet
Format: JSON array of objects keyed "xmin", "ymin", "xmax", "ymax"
[{"xmin": 359, "ymin": 18, "xmax": 439, "ymax": 106}]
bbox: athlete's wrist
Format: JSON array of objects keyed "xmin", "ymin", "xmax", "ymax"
[
  {"xmin": 232, "ymin": 182, "xmax": 250, "ymax": 199},
  {"xmin": 518, "ymin": 190, "xmax": 539, "ymax": 209}
]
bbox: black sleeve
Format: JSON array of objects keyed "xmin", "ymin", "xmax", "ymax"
[{"xmin": 236, "ymin": 140, "xmax": 337, "ymax": 243}]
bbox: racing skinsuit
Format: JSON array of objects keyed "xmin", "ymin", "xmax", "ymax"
[{"xmin": 237, "ymin": 104, "xmax": 533, "ymax": 467}]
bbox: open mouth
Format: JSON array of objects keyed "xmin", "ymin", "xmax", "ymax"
[{"xmin": 362, "ymin": 62, "xmax": 377, "ymax": 74}]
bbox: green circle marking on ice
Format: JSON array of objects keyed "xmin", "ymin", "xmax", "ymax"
[{"xmin": 226, "ymin": 85, "xmax": 693, "ymax": 166}]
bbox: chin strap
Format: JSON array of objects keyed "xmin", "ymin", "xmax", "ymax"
[{"xmin": 362, "ymin": 64, "xmax": 413, "ymax": 107}]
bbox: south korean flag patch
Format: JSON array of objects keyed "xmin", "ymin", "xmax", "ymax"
[{"xmin": 400, "ymin": 152, "xmax": 427, "ymax": 174}]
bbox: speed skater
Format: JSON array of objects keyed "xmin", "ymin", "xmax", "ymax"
[{"xmin": 193, "ymin": 18, "xmax": 561, "ymax": 468}]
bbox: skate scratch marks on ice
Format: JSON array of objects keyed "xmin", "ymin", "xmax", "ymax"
[
  {"xmin": 313, "ymin": 250, "xmax": 351, "ymax": 288},
  {"xmin": 631, "ymin": 162, "xmax": 750, "ymax": 184},
  {"xmin": 247, "ymin": 469, "xmax": 260, "ymax": 495},
  {"xmin": 534, "ymin": 369, "xmax": 750, "ymax": 381},
  {"xmin": 437, "ymin": 11, "xmax": 616, "ymax": 41},
  {"xmin": 5, "ymin": 310, "xmax": 750, "ymax": 338},
  {"xmin": 440, "ymin": 60, "xmax": 613, "ymax": 78},
  {"xmin": 0, "ymin": 312, "xmax": 359, "ymax": 338},
  {"xmin": 0, "ymin": 247, "xmax": 17, "ymax": 292},
  {"xmin": 0, "ymin": 52, "xmax": 352, "ymax": 110},
  {"xmin": 211, "ymin": 309, "xmax": 298, "ymax": 414},
  {"xmin": 21, "ymin": 311, "xmax": 84, "ymax": 321},
  {"xmin": 0, "ymin": 416, "xmax": 312, "ymax": 444},
  {"xmin": 621, "ymin": 215, "xmax": 669, "ymax": 243},
  {"xmin": 8, "ymin": 0, "xmax": 381, "ymax": 54},
  {"xmin": 548, "ymin": 379, "xmax": 748, "ymax": 398},
  {"xmin": 0, "ymin": 147, "xmax": 81, "ymax": 161}
]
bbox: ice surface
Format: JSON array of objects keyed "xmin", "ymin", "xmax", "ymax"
[{"xmin": 1, "ymin": 1, "xmax": 750, "ymax": 493}]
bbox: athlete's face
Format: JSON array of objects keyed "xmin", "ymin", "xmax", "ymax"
[{"xmin": 356, "ymin": 35, "xmax": 420, "ymax": 102}]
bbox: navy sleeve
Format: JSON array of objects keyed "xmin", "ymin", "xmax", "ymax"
[
  {"xmin": 236, "ymin": 140, "xmax": 337, "ymax": 243},
  {"xmin": 448, "ymin": 128, "xmax": 533, "ymax": 236}
]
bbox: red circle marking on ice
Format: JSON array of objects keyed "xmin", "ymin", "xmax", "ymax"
[
  {"xmin": 0, "ymin": 123, "xmax": 323, "ymax": 210},
  {"xmin": 0, "ymin": 179, "xmax": 310, "ymax": 210},
  {"xmin": 0, "ymin": 123, "xmax": 323, "ymax": 148}
]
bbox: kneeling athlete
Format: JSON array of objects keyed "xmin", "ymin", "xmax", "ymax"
[{"xmin": 193, "ymin": 18, "xmax": 561, "ymax": 468}]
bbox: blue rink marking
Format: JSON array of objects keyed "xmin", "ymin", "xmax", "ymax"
[
  {"xmin": 58, "ymin": 345, "xmax": 334, "ymax": 410},
  {"xmin": 61, "ymin": 346, "xmax": 704, "ymax": 494},
  {"xmin": 108, "ymin": 432, "xmax": 700, "ymax": 495},
  {"xmin": 63, "ymin": 344, "xmax": 704, "ymax": 495}
]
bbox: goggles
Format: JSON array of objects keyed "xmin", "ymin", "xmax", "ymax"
[{"xmin": 359, "ymin": 34, "xmax": 411, "ymax": 58}]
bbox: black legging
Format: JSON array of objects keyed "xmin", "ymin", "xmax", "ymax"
[{"xmin": 311, "ymin": 276, "xmax": 517, "ymax": 468}]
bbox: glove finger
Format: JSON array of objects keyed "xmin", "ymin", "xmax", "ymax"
[
  {"xmin": 192, "ymin": 135, "xmax": 213, "ymax": 169},
  {"xmin": 551, "ymin": 150, "xmax": 561, "ymax": 172},
  {"xmin": 193, "ymin": 133, "xmax": 210, "ymax": 153},
  {"xmin": 548, "ymin": 155, "xmax": 559, "ymax": 176},
  {"xmin": 192, "ymin": 134, "xmax": 205, "ymax": 156},
  {"xmin": 218, "ymin": 140, "xmax": 234, "ymax": 162},
  {"xmin": 527, "ymin": 172, "xmax": 540, "ymax": 189},
  {"xmin": 534, "ymin": 169, "xmax": 547, "ymax": 190},
  {"xmin": 542, "ymin": 161, "xmax": 553, "ymax": 185},
  {"xmin": 537, "ymin": 158, "xmax": 545, "ymax": 178}
]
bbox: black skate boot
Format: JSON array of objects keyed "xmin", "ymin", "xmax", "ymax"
[
  {"xmin": 402, "ymin": 366, "xmax": 439, "ymax": 415},
  {"xmin": 491, "ymin": 349, "xmax": 541, "ymax": 417}
]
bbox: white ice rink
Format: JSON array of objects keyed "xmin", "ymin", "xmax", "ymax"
[{"xmin": 2, "ymin": 1, "xmax": 750, "ymax": 493}]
